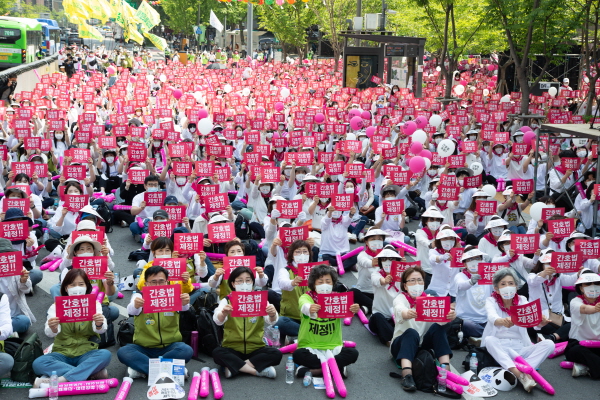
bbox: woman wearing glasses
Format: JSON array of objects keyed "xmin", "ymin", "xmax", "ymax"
[
  {"xmin": 212, "ymin": 266, "xmax": 282, "ymax": 379},
  {"xmin": 390, "ymin": 267, "xmax": 456, "ymax": 392}
]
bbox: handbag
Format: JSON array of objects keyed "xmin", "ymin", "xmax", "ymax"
[{"xmin": 542, "ymin": 284, "xmax": 564, "ymax": 328}]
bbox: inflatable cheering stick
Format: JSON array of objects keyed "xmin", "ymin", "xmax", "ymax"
[
  {"xmin": 188, "ymin": 372, "xmax": 201, "ymax": 400},
  {"xmin": 326, "ymin": 349, "xmax": 347, "ymax": 398},
  {"xmin": 548, "ymin": 341, "xmax": 568, "ymax": 358},
  {"xmin": 114, "ymin": 377, "xmax": 133, "ymax": 400},
  {"xmin": 199, "ymin": 367, "xmax": 210, "ymax": 398},
  {"xmin": 209, "ymin": 368, "xmax": 224, "ymax": 399},
  {"xmin": 335, "ymin": 252, "xmax": 345, "ymax": 276},
  {"xmin": 514, "ymin": 356, "xmax": 554, "ymax": 395}
]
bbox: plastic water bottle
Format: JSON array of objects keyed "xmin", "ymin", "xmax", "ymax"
[
  {"xmin": 271, "ymin": 326, "xmax": 280, "ymax": 348},
  {"xmin": 437, "ymin": 364, "xmax": 447, "ymax": 393},
  {"xmin": 49, "ymin": 370, "xmax": 58, "ymax": 400},
  {"xmin": 303, "ymin": 371, "xmax": 312, "ymax": 387},
  {"xmin": 285, "ymin": 356, "xmax": 294, "ymax": 384},
  {"xmin": 470, "ymin": 353, "xmax": 478, "ymax": 374},
  {"xmin": 53, "ymin": 198, "xmax": 59, "ymax": 210},
  {"xmin": 113, "ymin": 272, "xmax": 120, "ymax": 290}
]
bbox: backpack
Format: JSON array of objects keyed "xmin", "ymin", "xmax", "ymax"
[
  {"xmin": 117, "ymin": 318, "xmax": 135, "ymax": 346},
  {"xmin": 195, "ymin": 307, "xmax": 221, "ymax": 357},
  {"xmin": 444, "ymin": 317, "xmax": 467, "ymax": 350},
  {"xmin": 240, "ymin": 239, "xmax": 266, "ymax": 267},
  {"xmin": 461, "ymin": 346, "xmax": 500, "ymax": 373},
  {"xmin": 11, "ymin": 332, "xmax": 43, "ymax": 383},
  {"xmin": 95, "ymin": 201, "xmax": 113, "ymax": 233},
  {"xmin": 412, "ymin": 349, "xmax": 439, "ymax": 392},
  {"xmin": 179, "ymin": 306, "xmax": 199, "ymax": 347},
  {"xmin": 191, "ymin": 290, "xmax": 220, "ymax": 312}
]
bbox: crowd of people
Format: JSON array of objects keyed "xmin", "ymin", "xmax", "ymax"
[{"xmin": 0, "ymin": 42, "xmax": 598, "ymax": 396}]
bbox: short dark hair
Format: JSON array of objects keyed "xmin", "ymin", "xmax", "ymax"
[
  {"xmin": 144, "ymin": 175, "xmax": 159, "ymax": 185},
  {"xmin": 4, "ymin": 187, "xmax": 26, "ymax": 198},
  {"xmin": 307, "ymin": 264, "xmax": 337, "ymax": 291},
  {"xmin": 150, "ymin": 237, "xmax": 173, "ymax": 253},
  {"xmin": 575, "ymin": 270, "xmax": 598, "ymax": 295},
  {"xmin": 227, "ymin": 266, "xmax": 254, "ymax": 290},
  {"xmin": 64, "ymin": 181, "xmax": 83, "ymax": 194},
  {"xmin": 14, "ymin": 173, "xmax": 30, "ymax": 183},
  {"xmin": 60, "ymin": 269, "xmax": 93, "ymax": 296},
  {"xmin": 401, "ymin": 266, "xmax": 425, "ymax": 293},
  {"xmin": 224, "ymin": 240, "xmax": 245, "ymax": 256},
  {"xmin": 286, "ymin": 240, "xmax": 311, "ymax": 265},
  {"xmin": 145, "ymin": 265, "xmax": 169, "ymax": 282}
]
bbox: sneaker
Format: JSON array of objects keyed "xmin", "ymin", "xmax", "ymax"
[
  {"xmin": 285, "ymin": 336, "xmax": 298, "ymax": 346},
  {"xmin": 33, "ymin": 376, "xmax": 50, "ymax": 388},
  {"xmin": 184, "ymin": 368, "xmax": 189, "ymax": 380},
  {"xmin": 401, "ymin": 374, "xmax": 416, "ymax": 392},
  {"xmin": 408, "ymin": 231, "xmax": 416, "ymax": 238},
  {"xmin": 360, "ymin": 305, "xmax": 369, "ymax": 316},
  {"xmin": 257, "ymin": 366, "xmax": 276, "ymax": 379},
  {"xmin": 26, "ymin": 287, "xmax": 34, "ymax": 297},
  {"xmin": 220, "ymin": 366, "xmax": 232, "ymax": 379},
  {"xmin": 348, "ymin": 233, "xmax": 357, "ymax": 244},
  {"xmin": 572, "ymin": 363, "xmax": 590, "ymax": 377},
  {"xmin": 468, "ymin": 337, "xmax": 482, "ymax": 347},
  {"xmin": 518, "ymin": 373, "xmax": 536, "ymax": 392},
  {"xmin": 88, "ymin": 368, "xmax": 108, "ymax": 380},
  {"xmin": 128, "ymin": 367, "xmax": 146, "ymax": 379},
  {"xmin": 295, "ymin": 366, "xmax": 309, "ymax": 378},
  {"xmin": 341, "ymin": 366, "xmax": 347, "ymax": 379},
  {"xmin": 121, "ymin": 220, "xmax": 128, "ymax": 228},
  {"xmin": 10, "ymin": 332, "xmax": 18, "ymax": 338},
  {"xmin": 358, "ymin": 232, "xmax": 365, "ymax": 242}
]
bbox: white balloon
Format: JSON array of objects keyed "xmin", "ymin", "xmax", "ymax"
[
  {"xmin": 193, "ymin": 91, "xmax": 203, "ymax": 101},
  {"xmin": 423, "ymin": 157, "xmax": 431, "ymax": 170},
  {"xmin": 482, "ymin": 184, "xmax": 497, "ymax": 199},
  {"xmin": 223, "ymin": 84, "xmax": 233, "ymax": 93},
  {"xmin": 412, "ymin": 129, "xmax": 427, "ymax": 144},
  {"xmin": 436, "ymin": 66, "xmax": 441, "ymax": 72},
  {"xmin": 454, "ymin": 84, "xmax": 465, "ymax": 95},
  {"xmin": 146, "ymin": 74, "xmax": 155, "ymax": 82},
  {"xmin": 482, "ymin": 89, "xmax": 490, "ymax": 96},
  {"xmin": 280, "ymin": 87, "xmax": 291, "ymax": 99},
  {"xmin": 584, "ymin": 76, "xmax": 590, "ymax": 83},
  {"xmin": 530, "ymin": 202, "xmax": 548, "ymax": 222},
  {"xmin": 242, "ymin": 88, "xmax": 250, "ymax": 97},
  {"xmin": 159, "ymin": 74, "xmax": 167, "ymax": 82},
  {"xmin": 470, "ymin": 162, "xmax": 483, "ymax": 175},
  {"xmin": 437, "ymin": 139, "xmax": 456, "ymax": 157},
  {"xmin": 429, "ymin": 114, "xmax": 442, "ymax": 128},
  {"xmin": 197, "ymin": 118, "xmax": 213, "ymax": 135},
  {"xmin": 500, "ymin": 95, "xmax": 511, "ymax": 103},
  {"xmin": 572, "ymin": 138, "xmax": 588, "ymax": 147},
  {"xmin": 548, "ymin": 87, "xmax": 557, "ymax": 97}
]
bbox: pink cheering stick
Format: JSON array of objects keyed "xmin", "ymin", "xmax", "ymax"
[
  {"xmin": 199, "ymin": 367, "xmax": 210, "ymax": 398},
  {"xmin": 444, "ymin": 378, "xmax": 464, "ymax": 394},
  {"xmin": 51, "ymin": 175, "xmax": 61, "ymax": 180},
  {"xmin": 391, "ymin": 241, "xmax": 417, "ymax": 256},
  {"xmin": 548, "ymin": 341, "xmax": 568, "ymax": 358},
  {"xmin": 560, "ymin": 361, "xmax": 574, "ymax": 369},
  {"xmin": 279, "ymin": 342, "xmax": 298, "ymax": 353},
  {"xmin": 580, "ymin": 340, "xmax": 600, "ymax": 348},
  {"xmin": 514, "ymin": 357, "xmax": 554, "ymax": 395},
  {"xmin": 206, "ymin": 253, "xmax": 225, "ymax": 259},
  {"xmin": 188, "ymin": 372, "xmax": 201, "ymax": 400},
  {"xmin": 136, "ymin": 217, "xmax": 144, "ymax": 228},
  {"xmin": 40, "ymin": 259, "xmax": 56, "ymax": 271},
  {"xmin": 97, "ymin": 291, "xmax": 105, "ymax": 303},
  {"xmin": 326, "ymin": 349, "xmax": 347, "ymax": 397},
  {"xmin": 336, "ymin": 252, "xmax": 345, "ymax": 275},
  {"xmin": 91, "ymin": 286, "xmax": 100, "ymax": 295},
  {"xmin": 343, "ymin": 316, "xmax": 353, "ymax": 326},
  {"xmin": 117, "ymin": 292, "xmax": 124, "ymax": 299},
  {"xmin": 209, "ymin": 368, "xmax": 223, "ymax": 399},
  {"xmin": 319, "ymin": 353, "xmax": 335, "ymax": 399},
  {"xmin": 227, "ymin": 191, "xmax": 238, "ymax": 195},
  {"xmin": 48, "ymin": 258, "xmax": 63, "ymax": 272},
  {"xmin": 113, "ymin": 205, "xmax": 132, "ymax": 211},
  {"xmin": 357, "ymin": 309, "xmax": 369, "ymax": 324},
  {"xmin": 29, "ymin": 381, "xmax": 110, "ymax": 398},
  {"xmin": 575, "ymin": 182, "xmax": 587, "ymax": 199},
  {"xmin": 343, "ymin": 341, "xmax": 356, "ymax": 348},
  {"xmin": 437, "ymin": 366, "xmax": 469, "ymax": 386},
  {"xmin": 341, "ymin": 246, "xmax": 364, "ymax": 260}
]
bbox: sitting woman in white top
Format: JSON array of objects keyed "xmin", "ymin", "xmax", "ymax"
[
  {"xmin": 482, "ymin": 269, "xmax": 554, "ymax": 392},
  {"xmin": 454, "ymin": 247, "xmax": 493, "ymax": 340},
  {"xmin": 565, "ymin": 270, "xmax": 600, "ymax": 378},
  {"xmin": 492, "ymin": 231, "xmax": 539, "ymax": 298},
  {"xmin": 428, "ymin": 226, "xmax": 461, "ymax": 301},
  {"xmin": 351, "ymin": 228, "xmax": 388, "ymax": 314},
  {"xmin": 390, "ymin": 267, "xmax": 456, "ymax": 392},
  {"xmin": 464, "ymin": 190, "xmax": 494, "ymax": 246},
  {"xmin": 413, "ymin": 206, "xmax": 444, "ymax": 288},
  {"xmin": 477, "ymin": 216, "xmax": 509, "ymax": 262}
]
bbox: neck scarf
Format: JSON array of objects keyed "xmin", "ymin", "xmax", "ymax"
[
  {"xmin": 364, "ymin": 246, "xmax": 381, "ymax": 258},
  {"xmin": 545, "ymin": 274, "xmax": 558, "ymax": 290},
  {"xmin": 379, "ymin": 269, "xmax": 399, "ymax": 292},
  {"xmin": 462, "ymin": 269, "xmax": 472, "ymax": 280},
  {"xmin": 578, "ymin": 295, "xmax": 600, "ymax": 306},
  {"xmin": 436, "ymin": 201, "xmax": 448, "ymax": 211},
  {"xmin": 306, "ymin": 290, "xmax": 319, "ymax": 303},
  {"xmin": 402, "ymin": 291, "xmax": 417, "ymax": 308},
  {"xmin": 422, "ymin": 227, "xmax": 436, "ymax": 241},
  {"xmin": 491, "ymin": 291, "xmax": 519, "ymax": 315},
  {"xmin": 500, "ymin": 251, "xmax": 520, "ymax": 264},
  {"xmin": 483, "ymin": 232, "xmax": 498, "ymax": 246}
]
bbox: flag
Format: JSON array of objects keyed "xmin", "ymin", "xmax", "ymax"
[
  {"xmin": 87, "ymin": 0, "xmax": 114, "ymax": 23},
  {"xmin": 143, "ymin": 31, "xmax": 168, "ymax": 51},
  {"xmin": 210, "ymin": 10, "xmax": 223, "ymax": 32},
  {"xmin": 135, "ymin": 0, "xmax": 161, "ymax": 32},
  {"xmin": 78, "ymin": 22, "xmax": 104, "ymax": 41}
]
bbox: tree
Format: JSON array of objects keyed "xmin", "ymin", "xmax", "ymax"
[
  {"xmin": 256, "ymin": 3, "xmax": 316, "ymax": 59},
  {"xmin": 488, "ymin": 0, "xmax": 583, "ymax": 114},
  {"xmin": 213, "ymin": 2, "xmax": 246, "ymax": 46},
  {"xmin": 580, "ymin": 0, "xmax": 600, "ymax": 118},
  {"xmin": 161, "ymin": 0, "xmax": 199, "ymax": 35},
  {"xmin": 0, "ymin": 0, "xmax": 14, "ymax": 16}
]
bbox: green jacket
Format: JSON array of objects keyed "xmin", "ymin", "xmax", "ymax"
[
  {"xmin": 134, "ymin": 310, "xmax": 181, "ymax": 348},
  {"xmin": 53, "ymin": 320, "xmax": 99, "ymax": 358},
  {"xmin": 280, "ymin": 268, "xmax": 306, "ymax": 321},
  {"xmin": 222, "ymin": 298, "xmax": 265, "ymax": 354}
]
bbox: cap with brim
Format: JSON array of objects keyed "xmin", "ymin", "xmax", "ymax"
[
  {"xmin": 498, "ymin": 233, "xmax": 511, "ymax": 243},
  {"xmin": 4, "ymin": 208, "xmax": 33, "ymax": 226},
  {"xmin": 375, "ymin": 247, "xmax": 401, "ymax": 258},
  {"xmin": 302, "ymin": 174, "xmax": 320, "ymax": 182},
  {"xmin": 197, "ymin": 177, "xmax": 213, "ymax": 184},
  {"xmin": 540, "ymin": 253, "xmax": 553, "ymax": 264},
  {"xmin": 364, "ymin": 228, "xmax": 390, "ymax": 239},
  {"xmin": 208, "ymin": 214, "xmax": 229, "ymax": 224},
  {"xmin": 381, "ymin": 184, "xmax": 401, "ymax": 197},
  {"xmin": 461, "ymin": 248, "xmax": 485, "ymax": 262},
  {"xmin": 513, "ymin": 131, "xmax": 524, "ymax": 137},
  {"xmin": 502, "ymin": 186, "xmax": 513, "ymax": 196},
  {"xmin": 485, "ymin": 217, "xmax": 508, "ymax": 230},
  {"xmin": 269, "ymin": 195, "xmax": 286, "ymax": 203},
  {"xmin": 568, "ymin": 232, "xmax": 590, "ymax": 241},
  {"xmin": 68, "ymin": 235, "xmax": 102, "ymax": 258},
  {"xmin": 278, "ymin": 221, "xmax": 292, "ymax": 228},
  {"xmin": 164, "ymin": 195, "xmax": 179, "ymax": 205},
  {"xmin": 455, "ymin": 168, "xmax": 473, "ymax": 177},
  {"xmin": 575, "ymin": 272, "xmax": 600, "ymax": 285},
  {"xmin": 153, "ymin": 209, "xmax": 169, "ymax": 220},
  {"xmin": 436, "ymin": 229, "xmax": 460, "ymax": 240},
  {"xmin": 472, "ymin": 190, "xmax": 489, "ymax": 198},
  {"xmin": 492, "ymin": 143, "xmax": 505, "ymax": 149},
  {"xmin": 0, "ymin": 238, "xmax": 13, "ymax": 252},
  {"xmin": 76, "ymin": 220, "xmax": 97, "ymax": 231},
  {"xmin": 79, "ymin": 205, "xmax": 104, "ymax": 222},
  {"xmin": 421, "ymin": 207, "xmax": 444, "ymax": 219}
]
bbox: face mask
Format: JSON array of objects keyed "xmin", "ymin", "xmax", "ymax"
[
  {"xmin": 515, "ymin": 136, "xmax": 523, "ymax": 143},
  {"xmin": 235, "ymin": 282, "xmax": 253, "ymax": 292},
  {"xmin": 315, "ymin": 283, "xmax": 333, "ymax": 294},
  {"xmin": 55, "ymin": 134, "xmax": 64, "ymax": 140},
  {"xmin": 494, "ymin": 148, "xmax": 503, "ymax": 155},
  {"xmin": 319, "ymin": 198, "xmax": 328, "ymax": 203},
  {"xmin": 176, "ymin": 177, "xmax": 187, "ymax": 186},
  {"xmin": 382, "ymin": 260, "xmax": 392, "ymax": 273},
  {"xmin": 468, "ymin": 135, "xmax": 477, "ymax": 141},
  {"xmin": 147, "ymin": 187, "xmax": 159, "ymax": 192},
  {"xmin": 295, "ymin": 174, "xmax": 305, "ymax": 181},
  {"xmin": 259, "ymin": 186, "xmax": 271, "ymax": 194},
  {"xmin": 318, "ymin": 144, "xmax": 325, "ymax": 150},
  {"xmin": 554, "ymin": 160, "xmax": 561, "ymax": 167},
  {"xmin": 491, "ymin": 227, "xmax": 504, "ymax": 237},
  {"xmin": 345, "ymin": 187, "xmax": 354, "ymax": 194},
  {"xmin": 77, "ymin": 252, "xmax": 94, "ymax": 257},
  {"xmin": 276, "ymin": 147, "xmax": 284, "ymax": 152},
  {"xmin": 155, "ymin": 254, "xmax": 171, "ymax": 259},
  {"xmin": 484, "ymin": 146, "xmax": 490, "ymax": 152},
  {"xmin": 441, "ymin": 240, "xmax": 454, "ymax": 251},
  {"xmin": 153, "ymin": 140, "xmax": 161, "ymax": 147},
  {"xmin": 435, "ymin": 138, "xmax": 442, "ymax": 144},
  {"xmin": 457, "ymin": 179, "xmax": 464, "ymax": 186},
  {"xmin": 577, "ymin": 151, "xmax": 587, "ymax": 158},
  {"xmin": 466, "ymin": 260, "xmax": 479, "ymax": 273},
  {"xmin": 237, "ymin": 131, "xmax": 243, "ymax": 138},
  {"xmin": 408, "ymin": 284, "xmax": 424, "ymax": 298},
  {"xmin": 331, "ymin": 175, "xmax": 338, "ymax": 182},
  {"xmin": 79, "ymin": 143, "xmax": 88, "ymax": 149},
  {"xmin": 427, "ymin": 221, "xmax": 440, "ymax": 231},
  {"xmin": 117, "ymin": 141, "xmax": 125, "ymax": 147},
  {"xmin": 284, "ymin": 170, "xmax": 291, "ymax": 177},
  {"xmin": 583, "ymin": 285, "xmax": 600, "ymax": 299},
  {"xmin": 294, "ymin": 254, "xmax": 310, "ymax": 264},
  {"xmin": 499, "ymin": 286, "xmax": 517, "ymax": 299},
  {"xmin": 189, "ymin": 127, "xmax": 196, "ymax": 133},
  {"xmin": 358, "ymin": 237, "xmax": 382, "ymax": 252},
  {"xmin": 106, "ymin": 156, "xmax": 115, "ymax": 163},
  {"xmin": 67, "ymin": 286, "xmax": 87, "ymax": 296},
  {"xmin": 266, "ymin": 132, "xmax": 273, "ymax": 139},
  {"xmin": 428, "ymin": 169, "xmax": 437, "ymax": 176},
  {"xmin": 332, "ymin": 211, "xmax": 342, "ymax": 219}
]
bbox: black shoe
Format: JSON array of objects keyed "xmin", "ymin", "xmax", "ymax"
[
  {"xmin": 295, "ymin": 366, "xmax": 309, "ymax": 378},
  {"xmin": 401, "ymin": 374, "xmax": 416, "ymax": 392}
]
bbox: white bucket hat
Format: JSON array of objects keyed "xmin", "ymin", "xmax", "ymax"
[
  {"xmin": 421, "ymin": 207, "xmax": 444, "ymax": 219},
  {"xmin": 364, "ymin": 228, "xmax": 390, "ymax": 239},
  {"xmin": 575, "ymin": 272, "xmax": 600, "ymax": 285},
  {"xmin": 374, "ymin": 247, "xmax": 401, "ymax": 259},
  {"xmin": 461, "ymin": 248, "xmax": 485, "ymax": 262},
  {"xmin": 68, "ymin": 235, "xmax": 102, "ymax": 258},
  {"xmin": 485, "ymin": 216, "xmax": 508, "ymax": 230},
  {"xmin": 502, "ymin": 186, "xmax": 513, "ymax": 196},
  {"xmin": 436, "ymin": 229, "xmax": 460, "ymax": 240}
]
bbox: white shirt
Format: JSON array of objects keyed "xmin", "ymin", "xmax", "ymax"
[
  {"xmin": 370, "ymin": 268, "xmax": 401, "ymax": 318},
  {"xmin": 320, "ymin": 215, "xmax": 351, "ymax": 256},
  {"xmin": 526, "ymin": 272, "xmax": 578, "ymax": 315},
  {"xmin": 414, "ymin": 228, "xmax": 434, "ymax": 274},
  {"xmin": 454, "ymin": 272, "xmax": 493, "ymax": 324},
  {"xmin": 481, "ymin": 295, "xmax": 533, "ymax": 350},
  {"xmin": 428, "ymin": 249, "xmax": 459, "ymax": 297},
  {"xmin": 569, "ymin": 296, "xmax": 600, "ymax": 342},
  {"xmin": 0, "ymin": 295, "xmax": 13, "ymax": 339},
  {"xmin": 356, "ymin": 251, "xmax": 377, "ymax": 294},
  {"xmin": 132, "ymin": 191, "xmax": 160, "ymax": 220}
]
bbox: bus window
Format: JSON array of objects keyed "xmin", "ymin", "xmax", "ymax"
[{"xmin": 0, "ymin": 28, "xmax": 21, "ymax": 44}]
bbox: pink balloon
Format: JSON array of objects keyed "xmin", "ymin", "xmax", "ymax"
[
  {"xmin": 420, "ymin": 150, "xmax": 432, "ymax": 160},
  {"xmin": 409, "ymin": 156, "xmax": 426, "ymax": 173},
  {"xmin": 459, "ymin": 79, "xmax": 467, "ymax": 86},
  {"xmin": 410, "ymin": 141, "xmax": 423, "ymax": 155},
  {"xmin": 361, "ymin": 111, "xmax": 371, "ymax": 120},
  {"xmin": 350, "ymin": 116, "xmax": 363, "ymax": 131},
  {"xmin": 129, "ymin": 76, "xmax": 137, "ymax": 83},
  {"xmin": 348, "ymin": 109, "xmax": 361, "ymax": 119},
  {"xmin": 274, "ymin": 102, "xmax": 284, "ymax": 112},
  {"xmin": 257, "ymin": 107, "xmax": 265, "ymax": 113},
  {"xmin": 491, "ymin": 75, "xmax": 498, "ymax": 82},
  {"xmin": 172, "ymin": 89, "xmax": 183, "ymax": 99},
  {"xmin": 365, "ymin": 126, "xmax": 377, "ymax": 138},
  {"xmin": 523, "ymin": 131, "xmax": 536, "ymax": 146},
  {"xmin": 404, "ymin": 121, "xmax": 417, "ymax": 135},
  {"xmin": 197, "ymin": 109, "xmax": 208, "ymax": 119},
  {"xmin": 414, "ymin": 116, "xmax": 428, "ymax": 129},
  {"xmin": 487, "ymin": 64, "xmax": 495, "ymax": 72},
  {"xmin": 520, "ymin": 126, "xmax": 532, "ymax": 133},
  {"xmin": 314, "ymin": 113, "xmax": 325, "ymax": 123}
]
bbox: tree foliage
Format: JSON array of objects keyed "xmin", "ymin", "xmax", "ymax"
[{"xmin": 256, "ymin": 3, "xmax": 316, "ymax": 57}]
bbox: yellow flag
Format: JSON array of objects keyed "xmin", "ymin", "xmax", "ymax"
[
  {"xmin": 135, "ymin": 0, "xmax": 161, "ymax": 32},
  {"xmin": 126, "ymin": 24, "xmax": 145, "ymax": 45},
  {"xmin": 87, "ymin": 0, "xmax": 114, "ymax": 23},
  {"xmin": 63, "ymin": 0, "xmax": 90, "ymax": 24},
  {"xmin": 78, "ymin": 22, "xmax": 105, "ymax": 41},
  {"xmin": 143, "ymin": 31, "xmax": 168, "ymax": 51}
]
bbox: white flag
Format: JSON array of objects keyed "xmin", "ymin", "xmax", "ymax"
[{"xmin": 210, "ymin": 10, "xmax": 224, "ymax": 32}]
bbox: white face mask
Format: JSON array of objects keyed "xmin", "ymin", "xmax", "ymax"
[
  {"xmin": 237, "ymin": 131, "xmax": 243, "ymax": 138},
  {"xmin": 428, "ymin": 169, "xmax": 437, "ymax": 176},
  {"xmin": 468, "ymin": 135, "xmax": 477, "ymax": 141},
  {"xmin": 106, "ymin": 156, "xmax": 115, "ymax": 164},
  {"xmin": 296, "ymin": 174, "xmax": 305, "ymax": 181},
  {"xmin": 435, "ymin": 138, "xmax": 442, "ymax": 144},
  {"xmin": 153, "ymin": 140, "xmax": 162, "ymax": 147},
  {"xmin": 259, "ymin": 186, "xmax": 271, "ymax": 194},
  {"xmin": 331, "ymin": 175, "xmax": 338, "ymax": 181},
  {"xmin": 276, "ymin": 147, "xmax": 284, "ymax": 152},
  {"xmin": 583, "ymin": 285, "xmax": 600, "ymax": 299},
  {"xmin": 55, "ymin": 134, "xmax": 64, "ymax": 140},
  {"xmin": 494, "ymin": 148, "xmax": 503, "ymax": 155},
  {"xmin": 499, "ymin": 286, "xmax": 517, "ymax": 300},
  {"xmin": 67, "ymin": 286, "xmax": 87, "ymax": 296},
  {"xmin": 155, "ymin": 254, "xmax": 171, "ymax": 259},
  {"xmin": 466, "ymin": 260, "xmax": 479, "ymax": 273},
  {"xmin": 266, "ymin": 132, "xmax": 273, "ymax": 139},
  {"xmin": 368, "ymin": 240, "xmax": 383, "ymax": 251},
  {"xmin": 577, "ymin": 151, "xmax": 587, "ymax": 158},
  {"xmin": 147, "ymin": 187, "xmax": 159, "ymax": 192},
  {"xmin": 117, "ymin": 141, "xmax": 125, "ymax": 147},
  {"xmin": 79, "ymin": 143, "xmax": 88, "ymax": 149},
  {"xmin": 345, "ymin": 187, "xmax": 354, "ymax": 194},
  {"xmin": 189, "ymin": 127, "xmax": 196, "ymax": 133},
  {"xmin": 427, "ymin": 221, "xmax": 440, "ymax": 231},
  {"xmin": 515, "ymin": 136, "xmax": 523, "ymax": 143},
  {"xmin": 483, "ymin": 146, "xmax": 490, "ymax": 152},
  {"xmin": 381, "ymin": 260, "xmax": 392, "ymax": 273},
  {"xmin": 554, "ymin": 160, "xmax": 562, "ymax": 167},
  {"xmin": 331, "ymin": 211, "xmax": 342, "ymax": 219},
  {"xmin": 294, "ymin": 254, "xmax": 310, "ymax": 264},
  {"xmin": 315, "ymin": 283, "xmax": 333, "ymax": 294},
  {"xmin": 408, "ymin": 284, "xmax": 424, "ymax": 298},
  {"xmin": 235, "ymin": 282, "xmax": 253, "ymax": 292},
  {"xmin": 503, "ymin": 245, "xmax": 510, "ymax": 253},
  {"xmin": 491, "ymin": 227, "xmax": 504, "ymax": 237},
  {"xmin": 319, "ymin": 198, "xmax": 328, "ymax": 203},
  {"xmin": 77, "ymin": 252, "xmax": 94, "ymax": 257},
  {"xmin": 441, "ymin": 240, "xmax": 454, "ymax": 251},
  {"xmin": 176, "ymin": 177, "xmax": 187, "ymax": 186},
  {"xmin": 284, "ymin": 169, "xmax": 291, "ymax": 177},
  {"xmin": 318, "ymin": 144, "xmax": 325, "ymax": 150}
]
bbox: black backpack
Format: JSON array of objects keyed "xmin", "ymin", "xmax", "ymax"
[
  {"xmin": 11, "ymin": 332, "xmax": 43, "ymax": 383},
  {"xmin": 117, "ymin": 318, "xmax": 135, "ymax": 346},
  {"xmin": 192, "ymin": 290, "xmax": 219, "ymax": 312},
  {"xmin": 195, "ymin": 307, "xmax": 221, "ymax": 357},
  {"xmin": 444, "ymin": 317, "xmax": 467, "ymax": 350},
  {"xmin": 179, "ymin": 306, "xmax": 199, "ymax": 347},
  {"xmin": 412, "ymin": 349, "xmax": 439, "ymax": 392},
  {"xmin": 95, "ymin": 201, "xmax": 113, "ymax": 233}
]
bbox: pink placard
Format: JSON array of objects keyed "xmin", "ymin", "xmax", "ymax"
[
  {"xmin": 64, "ymin": 194, "xmax": 89, "ymax": 212},
  {"xmin": 0, "ymin": 251, "xmax": 23, "ymax": 277},
  {"xmin": 416, "ymin": 296, "xmax": 451, "ymax": 322},
  {"xmin": 229, "ymin": 291, "xmax": 268, "ymax": 317},
  {"xmin": 144, "ymin": 191, "xmax": 166, "ymax": 207},
  {"xmin": 153, "ymin": 258, "xmax": 187, "ymax": 280},
  {"xmin": 383, "ymin": 199, "xmax": 404, "ymax": 215},
  {"xmin": 511, "ymin": 234, "xmax": 537, "ymax": 254},
  {"xmin": 56, "ymin": 294, "xmax": 96, "ymax": 323},
  {"xmin": 574, "ymin": 239, "xmax": 600, "ymax": 260},
  {"xmin": 142, "ymin": 285, "xmax": 182, "ymax": 313},
  {"xmin": 317, "ymin": 292, "xmax": 354, "ymax": 318},
  {"xmin": 547, "ymin": 219, "xmax": 574, "ymax": 238},
  {"xmin": 476, "ymin": 200, "xmax": 497, "ymax": 216},
  {"xmin": 207, "ymin": 223, "xmax": 235, "ymax": 243},
  {"xmin": 204, "ymin": 193, "xmax": 229, "ymax": 213},
  {"xmin": 551, "ymin": 251, "xmax": 582, "ymax": 273},
  {"xmin": 149, "ymin": 221, "xmax": 177, "ymax": 239},
  {"xmin": 72, "ymin": 257, "xmax": 108, "ymax": 280},
  {"xmin": 279, "ymin": 225, "xmax": 309, "ymax": 247},
  {"xmin": 477, "ymin": 263, "xmax": 508, "ymax": 285},
  {"xmin": 223, "ymin": 256, "xmax": 256, "ymax": 279},
  {"xmin": 174, "ymin": 233, "xmax": 204, "ymax": 254},
  {"xmin": 510, "ymin": 298, "xmax": 542, "ymax": 328}
]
